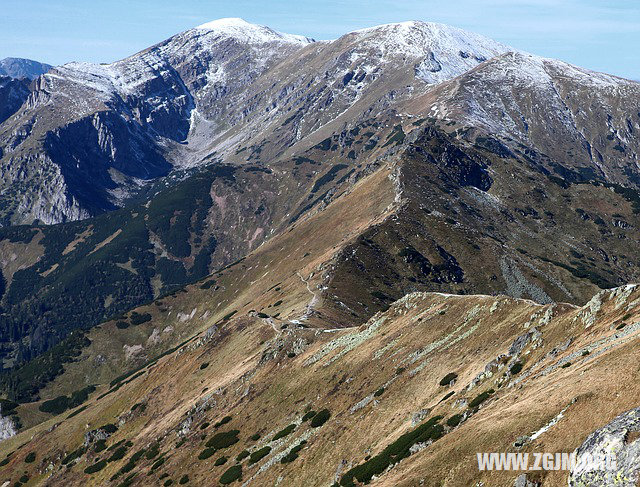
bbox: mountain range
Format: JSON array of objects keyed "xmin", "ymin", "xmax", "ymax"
[{"xmin": 0, "ymin": 18, "xmax": 639, "ymax": 487}]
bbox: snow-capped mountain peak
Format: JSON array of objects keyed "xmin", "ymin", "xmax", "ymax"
[
  {"xmin": 194, "ymin": 17, "xmax": 315, "ymax": 45},
  {"xmin": 343, "ymin": 20, "xmax": 511, "ymax": 84}
]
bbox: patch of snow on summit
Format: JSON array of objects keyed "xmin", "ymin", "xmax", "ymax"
[
  {"xmin": 195, "ymin": 17, "xmax": 314, "ymax": 45},
  {"xmin": 347, "ymin": 21, "xmax": 511, "ymax": 84}
]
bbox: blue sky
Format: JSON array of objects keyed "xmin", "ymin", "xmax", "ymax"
[{"xmin": 1, "ymin": 0, "xmax": 638, "ymax": 79}]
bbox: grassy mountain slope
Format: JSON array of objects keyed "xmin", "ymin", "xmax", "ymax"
[{"xmin": 1, "ymin": 270, "xmax": 638, "ymax": 486}]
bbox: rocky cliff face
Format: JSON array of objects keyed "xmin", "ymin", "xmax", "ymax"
[{"xmin": 0, "ymin": 76, "xmax": 30, "ymax": 125}]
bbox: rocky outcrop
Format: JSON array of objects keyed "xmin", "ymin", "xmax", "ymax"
[
  {"xmin": 568, "ymin": 407, "xmax": 640, "ymax": 487},
  {"xmin": 0, "ymin": 414, "xmax": 17, "ymax": 442}
]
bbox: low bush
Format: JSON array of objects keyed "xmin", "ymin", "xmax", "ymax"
[
  {"xmin": 214, "ymin": 416, "xmax": 232, "ymax": 428},
  {"xmin": 249, "ymin": 433, "xmax": 260, "ymax": 441},
  {"xmin": 205, "ymin": 430, "xmax": 239, "ymax": 449},
  {"xmin": 310, "ymin": 409, "xmax": 331, "ymax": 427},
  {"xmin": 439, "ymin": 391, "xmax": 455, "ymax": 403},
  {"xmin": 198, "ymin": 448, "xmax": 216, "ymax": 460},
  {"xmin": 302, "ymin": 411, "xmax": 316, "ymax": 422},
  {"xmin": 374, "ymin": 387, "xmax": 385, "ymax": 397},
  {"xmin": 108, "ymin": 446, "xmax": 128, "ymax": 462},
  {"xmin": 24, "ymin": 451, "xmax": 36, "ymax": 463},
  {"xmin": 281, "ymin": 441, "xmax": 307, "ymax": 464},
  {"xmin": 200, "ymin": 362, "xmax": 209, "ymax": 370},
  {"xmin": 179, "ymin": 475, "xmax": 189, "ymax": 484},
  {"xmin": 39, "ymin": 395, "xmax": 69, "ymax": 415},
  {"xmin": 85, "ymin": 459, "xmax": 108, "ymax": 474},
  {"xmin": 62, "ymin": 446, "xmax": 86, "ymax": 465},
  {"xmin": 339, "ymin": 416, "xmax": 443, "ymax": 486},
  {"xmin": 562, "ymin": 362, "xmax": 572, "ymax": 368},
  {"xmin": 249, "ymin": 446, "xmax": 271, "ymax": 464},
  {"xmin": 446, "ymin": 414, "xmax": 463, "ymax": 427},
  {"xmin": 439, "ymin": 372, "xmax": 458, "ymax": 386},
  {"xmin": 214, "ymin": 456, "xmax": 228, "ymax": 466},
  {"xmin": 101, "ymin": 423, "xmax": 118, "ymax": 434},
  {"xmin": 468, "ymin": 389, "xmax": 495, "ymax": 408},
  {"xmin": 273, "ymin": 424, "xmax": 296, "ymax": 441},
  {"xmin": 236, "ymin": 450, "xmax": 249, "ymax": 461},
  {"xmin": 130, "ymin": 312, "xmax": 152, "ymax": 326},
  {"xmin": 509, "ymin": 362, "xmax": 523, "ymax": 375},
  {"xmin": 219, "ymin": 465, "xmax": 242, "ymax": 484},
  {"xmin": 145, "ymin": 443, "xmax": 160, "ymax": 460}
]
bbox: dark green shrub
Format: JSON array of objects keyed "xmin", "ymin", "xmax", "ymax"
[
  {"xmin": 439, "ymin": 391, "xmax": 455, "ymax": 403},
  {"xmin": 281, "ymin": 441, "xmax": 307, "ymax": 464},
  {"xmin": 179, "ymin": 475, "xmax": 189, "ymax": 484},
  {"xmin": 108, "ymin": 446, "xmax": 128, "ymax": 462},
  {"xmin": 339, "ymin": 416, "xmax": 443, "ymax": 486},
  {"xmin": 200, "ymin": 422, "xmax": 210, "ymax": 430},
  {"xmin": 257, "ymin": 312, "xmax": 269, "ymax": 318},
  {"xmin": 273, "ymin": 300, "xmax": 283, "ymax": 307},
  {"xmin": 205, "ymin": 430, "xmax": 239, "ymax": 449},
  {"xmin": 67, "ymin": 405, "xmax": 89, "ymax": 418},
  {"xmin": 272, "ymin": 424, "xmax": 296, "ymax": 441},
  {"xmin": 510, "ymin": 362, "xmax": 523, "ymax": 375},
  {"xmin": 163, "ymin": 480, "xmax": 173, "ymax": 487},
  {"xmin": 562, "ymin": 362, "xmax": 572, "ymax": 368},
  {"xmin": 116, "ymin": 321, "xmax": 130, "ymax": 329},
  {"xmin": 468, "ymin": 389, "xmax": 494, "ymax": 408},
  {"xmin": 116, "ymin": 473, "xmax": 137, "ymax": 487},
  {"xmin": 19, "ymin": 475, "xmax": 29, "ymax": 483},
  {"xmin": 446, "ymin": 414, "xmax": 463, "ymax": 427},
  {"xmin": 249, "ymin": 446, "xmax": 271, "ymax": 464},
  {"xmin": 236, "ymin": 450, "xmax": 249, "ymax": 461},
  {"xmin": 101, "ymin": 423, "xmax": 118, "ymax": 434},
  {"xmin": 214, "ymin": 456, "xmax": 228, "ymax": 466},
  {"xmin": 310, "ymin": 409, "xmax": 330, "ymax": 427},
  {"xmin": 130, "ymin": 312, "xmax": 152, "ymax": 326},
  {"xmin": 62, "ymin": 446, "xmax": 86, "ymax": 465},
  {"xmin": 198, "ymin": 448, "xmax": 216, "ymax": 460},
  {"xmin": 39, "ymin": 395, "xmax": 69, "ymax": 415},
  {"xmin": 94, "ymin": 439, "xmax": 107, "ymax": 452},
  {"xmin": 0, "ymin": 399, "xmax": 18, "ymax": 413},
  {"xmin": 616, "ymin": 322, "xmax": 626, "ymax": 330},
  {"xmin": 249, "ymin": 433, "xmax": 261, "ymax": 441},
  {"xmin": 374, "ymin": 387, "xmax": 385, "ymax": 397},
  {"xmin": 396, "ymin": 367, "xmax": 405, "ymax": 374},
  {"xmin": 151, "ymin": 457, "xmax": 165, "ymax": 470},
  {"xmin": 200, "ymin": 279, "xmax": 216, "ymax": 290},
  {"xmin": 439, "ymin": 372, "xmax": 458, "ymax": 386},
  {"xmin": 24, "ymin": 451, "xmax": 36, "ymax": 463},
  {"xmin": 145, "ymin": 443, "xmax": 160, "ymax": 460},
  {"xmin": 302, "ymin": 411, "xmax": 316, "ymax": 422},
  {"xmin": 221, "ymin": 311, "xmax": 237, "ymax": 322},
  {"xmin": 200, "ymin": 362, "xmax": 209, "ymax": 370},
  {"xmin": 85, "ymin": 459, "xmax": 108, "ymax": 474},
  {"xmin": 582, "ymin": 350, "xmax": 590, "ymax": 356},
  {"xmin": 214, "ymin": 416, "xmax": 232, "ymax": 428},
  {"xmin": 219, "ymin": 465, "xmax": 242, "ymax": 484}
]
